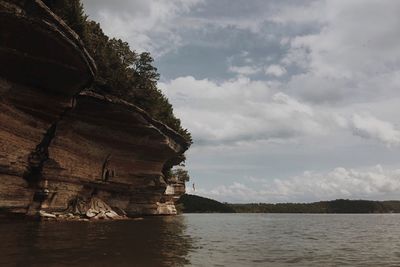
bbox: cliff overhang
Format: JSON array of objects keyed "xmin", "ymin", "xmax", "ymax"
[{"xmin": 0, "ymin": 0, "xmax": 188, "ymax": 219}]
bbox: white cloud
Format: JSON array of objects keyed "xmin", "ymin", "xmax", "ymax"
[
  {"xmin": 161, "ymin": 75, "xmax": 400, "ymax": 148},
  {"xmin": 271, "ymin": 165, "xmax": 400, "ymax": 202},
  {"xmin": 83, "ymin": 0, "xmax": 203, "ymax": 56},
  {"xmin": 160, "ymin": 76, "xmax": 327, "ymax": 145},
  {"xmin": 228, "ymin": 65, "xmax": 261, "ymax": 76},
  {"xmin": 271, "ymin": 0, "xmax": 326, "ymax": 25},
  {"xmin": 349, "ymin": 114, "xmax": 400, "ymax": 146},
  {"xmin": 187, "ymin": 182, "xmax": 261, "ymax": 203},
  {"xmin": 265, "ymin": 64, "xmax": 287, "ymax": 77},
  {"xmin": 280, "ymin": 0, "xmax": 400, "ymax": 103},
  {"xmin": 191, "ymin": 165, "xmax": 400, "ymax": 203}
]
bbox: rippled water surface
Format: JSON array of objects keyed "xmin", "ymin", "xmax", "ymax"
[{"xmin": 2, "ymin": 214, "xmax": 400, "ymax": 266}]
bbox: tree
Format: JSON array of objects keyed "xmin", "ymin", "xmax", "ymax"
[
  {"xmin": 43, "ymin": 0, "xmax": 87, "ymax": 38},
  {"xmin": 172, "ymin": 168, "xmax": 190, "ymax": 182}
]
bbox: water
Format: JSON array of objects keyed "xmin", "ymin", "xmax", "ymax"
[{"xmin": 1, "ymin": 214, "xmax": 400, "ymax": 266}]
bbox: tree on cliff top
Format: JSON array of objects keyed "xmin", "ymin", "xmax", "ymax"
[
  {"xmin": 172, "ymin": 168, "xmax": 190, "ymax": 182},
  {"xmin": 44, "ymin": 0, "xmax": 192, "ymax": 145},
  {"xmin": 43, "ymin": 0, "xmax": 87, "ymax": 37}
]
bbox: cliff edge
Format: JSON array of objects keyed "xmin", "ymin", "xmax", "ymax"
[{"xmin": 0, "ymin": 0, "xmax": 189, "ymax": 219}]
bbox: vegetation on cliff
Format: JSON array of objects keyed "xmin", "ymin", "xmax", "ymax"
[
  {"xmin": 43, "ymin": 0, "xmax": 192, "ymax": 145},
  {"xmin": 172, "ymin": 168, "xmax": 190, "ymax": 183}
]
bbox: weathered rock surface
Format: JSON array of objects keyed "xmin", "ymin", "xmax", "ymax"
[
  {"xmin": 38, "ymin": 197, "xmax": 128, "ymax": 221},
  {"xmin": 39, "ymin": 90, "xmax": 189, "ymax": 216},
  {"xmin": 0, "ymin": 0, "xmax": 188, "ymax": 219},
  {"xmin": 157, "ymin": 177, "xmax": 186, "ymax": 214}
]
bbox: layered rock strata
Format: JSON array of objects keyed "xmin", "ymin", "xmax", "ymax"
[
  {"xmin": 0, "ymin": 0, "xmax": 188, "ymax": 219},
  {"xmin": 157, "ymin": 178, "xmax": 186, "ymax": 215}
]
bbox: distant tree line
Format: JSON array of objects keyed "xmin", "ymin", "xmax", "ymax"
[
  {"xmin": 177, "ymin": 195, "xmax": 400, "ymax": 214},
  {"xmin": 229, "ymin": 199, "xmax": 400, "ymax": 213}
]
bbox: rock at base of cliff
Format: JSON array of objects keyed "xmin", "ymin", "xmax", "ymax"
[
  {"xmin": 38, "ymin": 197, "xmax": 128, "ymax": 221},
  {"xmin": 157, "ymin": 201, "xmax": 178, "ymax": 215}
]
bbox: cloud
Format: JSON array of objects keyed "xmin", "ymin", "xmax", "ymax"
[
  {"xmin": 160, "ymin": 76, "xmax": 328, "ymax": 146},
  {"xmin": 190, "ymin": 182, "xmax": 259, "ymax": 202},
  {"xmin": 271, "ymin": 0, "xmax": 325, "ymax": 25},
  {"xmin": 82, "ymin": 0, "xmax": 203, "ymax": 56},
  {"xmin": 161, "ymin": 75, "xmax": 400, "ymax": 148},
  {"xmin": 190, "ymin": 165, "xmax": 400, "ymax": 203},
  {"xmin": 279, "ymin": 0, "xmax": 400, "ymax": 103},
  {"xmin": 349, "ymin": 114, "xmax": 400, "ymax": 146},
  {"xmin": 228, "ymin": 65, "xmax": 261, "ymax": 76},
  {"xmin": 81, "ymin": 0, "xmax": 315, "ymax": 58},
  {"xmin": 265, "ymin": 64, "xmax": 287, "ymax": 77},
  {"xmin": 272, "ymin": 165, "xmax": 400, "ymax": 202}
]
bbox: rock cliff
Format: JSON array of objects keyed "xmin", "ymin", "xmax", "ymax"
[{"xmin": 0, "ymin": 0, "xmax": 189, "ymax": 219}]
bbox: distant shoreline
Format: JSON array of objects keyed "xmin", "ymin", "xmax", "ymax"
[{"xmin": 178, "ymin": 194, "xmax": 400, "ymax": 214}]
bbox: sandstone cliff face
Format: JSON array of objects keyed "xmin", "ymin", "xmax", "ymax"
[
  {"xmin": 40, "ymin": 91, "xmax": 189, "ymax": 216},
  {"xmin": 0, "ymin": 0, "xmax": 188, "ymax": 218}
]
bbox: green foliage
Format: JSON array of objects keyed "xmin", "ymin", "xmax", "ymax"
[
  {"xmin": 172, "ymin": 168, "xmax": 190, "ymax": 182},
  {"xmin": 45, "ymin": 0, "xmax": 192, "ymax": 144},
  {"xmin": 43, "ymin": 0, "xmax": 87, "ymax": 37}
]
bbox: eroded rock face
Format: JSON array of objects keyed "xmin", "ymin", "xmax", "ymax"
[
  {"xmin": 0, "ymin": 0, "xmax": 96, "ymax": 91},
  {"xmin": 40, "ymin": 91, "xmax": 189, "ymax": 216},
  {"xmin": 0, "ymin": 0, "xmax": 188, "ymax": 218},
  {"xmin": 157, "ymin": 178, "xmax": 186, "ymax": 215}
]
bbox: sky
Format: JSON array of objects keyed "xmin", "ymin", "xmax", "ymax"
[{"xmin": 82, "ymin": 0, "xmax": 400, "ymax": 203}]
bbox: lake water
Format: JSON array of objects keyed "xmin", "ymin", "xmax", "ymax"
[{"xmin": 1, "ymin": 214, "xmax": 400, "ymax": 266}]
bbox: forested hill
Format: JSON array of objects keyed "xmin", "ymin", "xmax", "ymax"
[
  {"xmin": 179, "ymin": 195, "xmax": 400, "ymax": 213},
  {"xmin": 230, "ymin": 199, "xmax": 400, "ymax": 213},
  {"xmin": 177, "ymin": 194, "xmax": 235, "ymax": 213}
]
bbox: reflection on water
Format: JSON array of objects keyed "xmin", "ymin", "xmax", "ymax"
[
  {"xmin": 2, "ymin": 214, "xmax": 400, "ymax": 266},
  {"xmin": 0, "ymin": 216, "xmax": 192, "ymax": 267}
]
